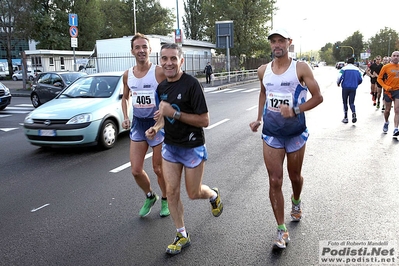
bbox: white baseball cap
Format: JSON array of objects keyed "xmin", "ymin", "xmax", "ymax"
[{"xmin": 268, "ymin": 28, "xmax": 291, "ymax": 40}]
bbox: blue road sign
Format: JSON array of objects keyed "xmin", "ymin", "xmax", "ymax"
[{"xmin": 69, "ymin": 14, "xmax": 78, "ymax": 26}]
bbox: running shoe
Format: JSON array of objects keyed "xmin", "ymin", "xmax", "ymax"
[
  {"xmin": 382, "ymin": 105, "xmax": 385, "ymax": 111},
  {"xmin": 291, "ymin": 198, "xmax": 303, "ymax": 222},
  {"xmin": 166, "ymin": 232, "xmax": 191, "ymax": 255},
  {"xmin": 376, "ymin": 102, "xmax": 380, "ymax": 109},
  {"xmin": 352, "ymin": 113, "xmax": 357, "ymax": 123},
  {"xmin": 342, "ymin": 118, "xmax": 348, "ymax": 123},
  {"xmin": 274, "ymin": 229, "xmax": 290, "ymax": 249},
  {"xmin": 393, "ymin": 129, "xmax": 399, "ymax": 137},
  {"xmin": 139, "ymin": 194, "xmax": 159, "ymax": 217},
  {"xmin": 383, "ymin": 122, "xmax": 389, "ymax": 133},
  {"xmin": 210, "ymin": 188, "xmax": 223, "ymax": 217},
  {"xmin": 160, "ymin": 199, "xmax": 170, "ymax": 217},
  {"xmin": 373, "ymin": 100, "xmax": 376, "ymax": 106}
]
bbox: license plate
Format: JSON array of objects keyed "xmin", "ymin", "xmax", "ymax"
[{"xmin": 39, "ymin": 129, "xmax": 56, "ymax": 136}]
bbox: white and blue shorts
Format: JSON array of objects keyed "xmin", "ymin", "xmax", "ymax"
[
  {"xmin": 162, "ymin": 144, "xmax": 208, "ymax": 168},
  {"xmin": 262, "ymin": 129, "xmax": 308, "ymax": 153}
]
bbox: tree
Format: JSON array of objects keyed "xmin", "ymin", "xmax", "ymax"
[
  {"xmin": 367, "ymin": 27, "xmax": 398, "ymax": 59},
  {"xmin": 200, "ymin": 0, "xmax": 275, "ymax": 58},
  {"xmin": 0, "ymin": 0, "xmax": 31, "ymax": 76},
  {"xmin": 133, "ymin": 0, "xmax": 175, "ymax": 36},
  {"xmin": 183, "ymin": 0, "xmax": 206, "ymax": 40}
]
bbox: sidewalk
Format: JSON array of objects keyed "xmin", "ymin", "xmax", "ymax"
[{"xmin": 2, "ymin": 76, "xmax": 258, "ymax": 97}]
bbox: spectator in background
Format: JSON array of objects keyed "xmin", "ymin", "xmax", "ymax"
[
  {"xmin": 337, "ymin": 57, "xmax": 363, "ymax": 123},
  {"xmin": 204, "ymin": 62, "xmax": 213, "ymax": 84}
]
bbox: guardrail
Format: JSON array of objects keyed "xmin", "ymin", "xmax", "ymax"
[{"xmin": 210, "ymin": 69, "xmax": 258, "ymax": 86}]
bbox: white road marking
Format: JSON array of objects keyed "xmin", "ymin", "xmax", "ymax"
[
  {"xmin": 246, "ymin": 105, "xmax": 258, "ymax": 111},
  {"xmin": 31, "ymin": 204, "xmax": 50, "ymax": 212},
  {"xmin": 225, "ymin": 89, "xmax": 244, "ymax": 93},
  {"xmin": 205, "ymin": 118, "xmax": 230, "ymax": 130},
  {"xmin": 0, "ymin": 128, "xmax": 18, "ymax": 132},
  {"xmin": 243, "ymin": 88, "xmax": 258, "ymax": 93},
  {"xmin": 110, "ymin": 152, "xmax": 153, "ymax": 173},
  {"xmin": 209, "ymin": 89, "xmax": 232, "ymax": 94},
  {"xmin": 0, "ymin": 115, "xmax": 12, "ymax": 118}
]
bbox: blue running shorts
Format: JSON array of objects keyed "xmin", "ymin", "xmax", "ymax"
[
  {"xmin": 162, "ymin": 144, "xmax": 208, "ymax": 168},
  {"xmin": 130, "ymin": 116, "xmax": 164, "ymax": 147},
  {"xmin": 262, "ymin": 129, "xmax": 308, "ymax": 153}
]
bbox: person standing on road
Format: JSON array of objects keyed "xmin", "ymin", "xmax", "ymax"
[
  {"xmin": 377, "ymin": 51, "xmax": 399, "ymax": 136},
  {"xmin": 121, "ymin": 33, "xmax": 170, "ymax": 218},
  {"xmin": 337, "ymin": 57, "xmax": 363, "ymax": 123},
  {"xmin": 146, "ymin": 43, "xmax": 223, "ymax": 255},
  {"xmin": 204, "ymin": 62, "xmax": 213, "ymax": 84},
  {"xmin": 249, "ymin": 28, "xmax": 323, "ymax": 249}
]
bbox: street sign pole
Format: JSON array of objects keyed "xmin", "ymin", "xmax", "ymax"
[{"xmin": 69, "ymin": 14, "xmax": 78, "ymax": 71}]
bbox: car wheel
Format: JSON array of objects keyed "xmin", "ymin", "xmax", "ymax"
[
  {"xmin": 31, "ymin": 93, "xmax": 41, "ymax": 108},
  {"xmin": 12, "ymin": 76, "xmax": 17, "ymax": 81},
  {"xmin": 98, "ymin": 119, "xmax": 117, "ymax": 149},
  {"xmin": 0, "ymin": 106, "xmax": 5, "ymax": 111}
]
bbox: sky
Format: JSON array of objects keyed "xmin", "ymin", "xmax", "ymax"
[{"xmin": 161, "ymin": 0, "xmax": 398, "ymax": 52}]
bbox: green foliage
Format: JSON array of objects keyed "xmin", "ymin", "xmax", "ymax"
[
  {"xmin": 183, "ymin": 0, "xmax": 206, "ymax": 40},
  {"xmin": 367, "ymin": 27, "xmax": 398, "ymax": 59},
  {"xmin": 198, "ymin": 0, "xmax": 274, "ymax": 58}
]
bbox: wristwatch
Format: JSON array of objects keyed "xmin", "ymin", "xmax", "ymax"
[
  {"xmin": 293, "ymin": 106, "xmax": 301, "ymax": 116},
  {"xmin": 173, "ymin": 111, "xmax": 181, "ymax": 120}
]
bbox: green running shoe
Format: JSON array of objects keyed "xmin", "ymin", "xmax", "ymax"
[
  {"xmin": 160, "ymin": 199, "xmax": 170, "ymax": 217},
  {"xmin": 166, "ymin": 232, "xmax": 191, "ymax": 255},
  {"xmin": 139, "ymin": 194, "xmax": 158, "ymax": 217}
]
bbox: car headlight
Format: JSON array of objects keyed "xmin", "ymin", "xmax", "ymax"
[
  {"xmin": 24, "ymin": 115, "xmax": 33, "ymax": 124},
  {"xmin": 4, "ymin": 87, "xmax": 10, "ymax": 95},
  {"xmin": 67, "ymin": 113, "xmax": 92, "ymax": 124}
]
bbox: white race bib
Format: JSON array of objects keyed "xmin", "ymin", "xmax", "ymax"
[
  {"xmin": 132, "ymin": 90, "xmax": 156, "ymax": 108},
  {"xmin": 266, "ymin": 92, "xmax": 293, "ymax": 112}
]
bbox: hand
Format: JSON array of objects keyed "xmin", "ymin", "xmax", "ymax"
[
  {"xmin": 122, "ymin": 119, "xmax": 130, "ymax": 129},
  {"xmin": 280, "ymin": 105, "xmax": 294, "ymax": 118},
  {"xmin": 145, "ymin": 127, "xmax": 156, "ymax": 140},
  {"xmin": 249, "ymin": 120, "xmax": 262, "ymax": 132},
  {"xmin": 158, "ymin": 101, "xmax": 173, "ymax": 117}
]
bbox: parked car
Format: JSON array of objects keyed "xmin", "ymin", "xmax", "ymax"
[
  {"xmin": 30, "ymin": 71, "xmax": 87, "ymax": 108},
  {"xmin": 335, "ymin": 62, "xmax": 345, "ymax": 69},
  {"xmin": 0, "ymin": 81, "xmax": 12, "ymax": 110},
  {"xmin": 12, "ymin": 70, "xmax": 42, "ymax": 81},
  {"xmin": 23, "ymin": 72, "xmax": 132, "ymax": 149}
]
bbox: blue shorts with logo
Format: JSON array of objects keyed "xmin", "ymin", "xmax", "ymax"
[
  {"xmin": 130, "ymin": 116, "xmax": 164, "ymax": 147},
  {"xmin": 162, "ymin": 144, "xmax": 208, "ymax": 168},
  {"xmin": 262, "ymin": 129, "xmax": 308, "ymax": 153}
]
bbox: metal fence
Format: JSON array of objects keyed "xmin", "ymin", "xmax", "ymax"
[{"xmin": 28, "ymin": 53, "xmax": 270, "ymax": 77}]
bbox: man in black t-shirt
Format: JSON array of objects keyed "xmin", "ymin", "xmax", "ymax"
[{"xmin": 146, "ymin": 43, "xmax": 223, "ymax": 256}]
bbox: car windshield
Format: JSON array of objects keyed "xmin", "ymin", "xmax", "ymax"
[
  {"xmin": 59, "ymin": 72, "xmax": 88, "ymax": 85},
  {"xmin": 60, "ymin": 76, "xmax": 120, "ymax": 98}
]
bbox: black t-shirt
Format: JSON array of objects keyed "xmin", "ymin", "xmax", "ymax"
[
  {"xmin": 370, "ymin": 63, "xmax": 383, "ymax": 77},
  {"xmin": 157, "ymin": 72, "xmax": 208, "ymax": 148}
]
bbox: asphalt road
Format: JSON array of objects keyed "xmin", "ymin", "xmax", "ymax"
[{"xmin": 1, "ymin": 66, "xmax": 398, "ymax": 266}]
